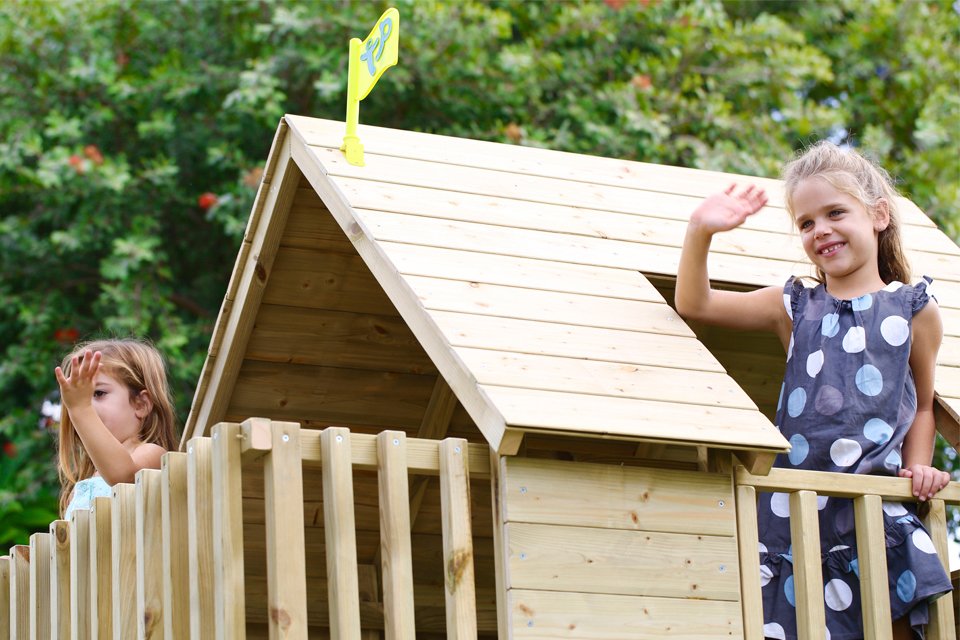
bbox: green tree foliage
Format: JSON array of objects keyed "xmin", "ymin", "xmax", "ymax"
[{"xmin": 1, "ymin": 0, "xmax": 957, "ymax": 546}]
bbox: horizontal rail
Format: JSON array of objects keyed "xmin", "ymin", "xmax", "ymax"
[{"xmin": 736, "ymin": 466, "xmax": 960, "ymax": 503}]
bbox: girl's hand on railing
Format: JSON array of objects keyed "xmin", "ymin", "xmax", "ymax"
[{"xmin": 898, "ymin": 464, "xmax": 952, "ymax": 501}]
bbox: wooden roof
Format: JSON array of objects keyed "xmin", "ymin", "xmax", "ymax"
[{"xmin": 182, "ymin": 115, "xmax": 960, "ymax": 462}]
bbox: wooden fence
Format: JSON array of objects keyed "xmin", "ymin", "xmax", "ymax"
[
  {"xmin": 0, "ymin": 418, "xmax": 489, "ymax": 639},
  {"xmin": 736, "ymin": 466, "xmax": 960, "ymax": 640}
]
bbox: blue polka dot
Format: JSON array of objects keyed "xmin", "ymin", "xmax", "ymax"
[
  {"xmin": 885, "ymin": 448, "xmax": 902, "ymax": 470},
  {"xmin": 848, "ymin": 558, "xmax": 860, "ymax": 578},
  {"xmin": 784, "ymin": 575, "xmax": 796, "ymax": 606},
  {"xmin": 787, "ymin": 388, "xmax": 807, "ymax": 418},
  {"xmin": 896, "ymin": 570, "xmax": 917, "ymax": 602},
  {"xmin": 822, "ymin": 313, "xmax": 840, "ymax": 338},
  {"xmin": 788, "ymin": 434, "xmax": 809, "ymax": 465},
  {"xmin": 863, "ymin": 418, "xmax": 893, "ymax": 445},
  {"xmin": 852, "ymin": 294, "xmax": 873, "ymax": 311},
  {"xmin": 855, "ymin": 365, "xmax": 883, "ymax": 396}
]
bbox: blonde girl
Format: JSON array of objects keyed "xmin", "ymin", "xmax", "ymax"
[
  {"xmin": 675, "ymin": 141, "xmax": 951, "ymax": 639},
  {"xmin": 56, "ymin": 338, "xmax": 178, "ymax": 519}
]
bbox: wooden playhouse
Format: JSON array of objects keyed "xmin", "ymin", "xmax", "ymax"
[{"xmin": 4, "ymin": 115, "xmax": 960, "ymax": 639}]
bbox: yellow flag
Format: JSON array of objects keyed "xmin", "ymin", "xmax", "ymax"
[{"xmin": 355, "ymin": 8, "xmax": 400, "ymax": 101}]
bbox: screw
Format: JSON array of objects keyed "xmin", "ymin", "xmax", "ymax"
[
  {"xmin": 213, "ymin": 432, "xmax": 218, "ymax": 440},
  {"xmin": 454, "ymin": 446, "xmax": 461, "ymax": 454},
  {"xmin": 718, "ymin": 500, "xmax": 725, "ymax": 508},
  {"xmin": 520, "ymin": 486, "xmax": 527, "ymax": 494},
  {"xmin": 519, "ymin": 552, "xmax": 527, "ymax": 560},
  {"xmin": 393, "ymin": 438, "xmax": 400, "ymax": 446},
  {"xmin": 189, "ymin": 446, "xmax": 193, "ymax": 454},
  {"xmin": 282, "ymin": 434, "xmax": 290, "ymax": 443},
  {"xmin": 336, "ymin": 435, "xmax": 343, "ymax": 443},
  {"xmin": 719, "ymin": 564, "xmax": 726, "ymax": 572}
]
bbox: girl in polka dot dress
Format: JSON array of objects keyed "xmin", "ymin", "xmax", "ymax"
[{"xmin": 675, "ymin": 141, "xmax": 952, "ymax": 640}]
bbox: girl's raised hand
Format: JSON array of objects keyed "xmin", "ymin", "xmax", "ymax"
[
  {"xmin": 689, "ymin": 183, "xmax": 768, "ymax": 235},
  {"xmin": 899, "ymin": 464, "xmax": 952, "ymax": 502},
  {"xmin": 55, "ymin": 349, "xmax": 102, "ymax": 411}
]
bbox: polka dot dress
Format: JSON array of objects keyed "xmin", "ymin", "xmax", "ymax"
[{"xmin": 758, "ymin": 277, "xmax": 952, "ymax": 640}]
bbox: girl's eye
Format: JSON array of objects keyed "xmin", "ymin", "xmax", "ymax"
[
  {"xmin": 829, "ymin": 209, "xmax": 844, "ymax": 217},
  {"xmin": 93, "ymin": 390, "xmax": 106, "ymax": 398},
  {"xmin": 799, "ymin": 220, "xmax": 813, "ymax": 230}
]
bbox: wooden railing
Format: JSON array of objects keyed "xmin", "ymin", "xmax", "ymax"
[
  {"xmin": 735, "ymin": 466, "xmax": 960, "ymax": 640},
  {"xmin": 0, "ymin": 419, "xmax": 490, "ymax": 639}
]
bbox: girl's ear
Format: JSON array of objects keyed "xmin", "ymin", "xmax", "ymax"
[
  {"xmin": 873, "ymin": 198, "xmax": 891, "ymax": 233},
  {"xmin": 133, "ymin": 390, "xmax": 154, "ymax": 421}
]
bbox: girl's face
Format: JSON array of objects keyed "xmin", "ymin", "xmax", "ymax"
[
  {"xmin": 791, "ymin": 176, "xmax": 888, "ymax": 285},
  {"xmin": 92, "ymin": 370, "xmax": 150, "ymax": 446}
]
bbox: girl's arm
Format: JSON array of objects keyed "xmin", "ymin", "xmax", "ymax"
[
  {"xmin": 55, "ymin": 350, "xmax": 165, "ymax": 485},
  {"xmin": 900, "ymin": 301, "xmax": 951, "ymax": 500},
  {"xmin": 675, "ymin": 184, "xmax": 791, "ymax": 344}
]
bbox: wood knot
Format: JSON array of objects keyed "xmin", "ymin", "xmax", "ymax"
[
  {"xmin": 56, "ymin": 524, "xmax": 68, "ymax": 545},
  {"xmin": 446, "ymin": 548, "xmax": 472, "ymax": 593},
  {"xmin": 254, "ymin": 261, "xmax": 268, "ymax": 284},
  {"xmin": 270, "ymin": 606, "xmax": 292, "ymax": 629},
  {"xmin": 518, "ymin": 603, "xmax": 534, "ymax": 616}
]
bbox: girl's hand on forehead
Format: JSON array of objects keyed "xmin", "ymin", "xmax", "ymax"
[
  {"xmin": 55, "ymin": 349, "xmax": 102, "ymax": 410},
  {"xmin": 689, "ymin": 183, "xmax": 768, "ymax": 235}
]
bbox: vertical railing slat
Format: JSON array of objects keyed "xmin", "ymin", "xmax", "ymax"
[
  {"xmin": 187, "ymin": 437, "xmax": 214, "ymax": 639},
  {"xmin": 923, "ymin": 499, "xmax": 956, "ymax": 640},
  {"xmin": 265, "ymin": 421, "xmax": 308, "ymax": 638},
  {"xmin": 735, "ymin": 485, "xmax": 764, "ymax": 640},
  {"xmin": 10, "ymin": 546, "xmax": 29, "ymax": 640},
  {"xmin": 161, "ymin": 452, "xmax": 190, "ymax": 640},
  {"xmin": 136, "ymin": 470, "xmax": 164, "ymax": 639},
  {"xmin": 211, "ymin": 422, "xmax": 245, "ymax": 640},
  {"xmin": 376, "ymin": 431, "xmax": 416, "ymax": 640},
  {"xmin": 853, "ymin": 494, "xmax": 892, "ymax": 639},
  {"xmin": 90, "ymin": 497, "xmax": 112, "ymax": 640},
  {"xmin": 439, "ymin": 438, "xmax": 477, "ymax": 639},
  {"xmin": 28, "ymin": 533, "xmax": 50, "ymax": 640},
  {"xmin": 112, "ymin": 483, "xmax": 137, "ymax": 640},
  {"xmin": 69, "ymin": 509, "xmax": 91, "ymax": 640},
  {"xmin": 1, "ymin": 555, "xmax": 10, "ymax": 640},
  {"xmin": 48, "ymin": 521, "xmax": 70, "ymax": 640},
  {"xmin": 321, "ymin": 426, "xmax": 361, "ymax": 639},
  {"xmin": 789, "ymin": 490, "xmax": 825, "ymax": 639}
]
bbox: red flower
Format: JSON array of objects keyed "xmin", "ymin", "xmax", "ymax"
[
  {"xmin": 3, "ymin": 442, "xmax": 16, "ymax": 458},
  {"xmin": 54, "ymin": 327, "xmax": 80, "ymax": 343},
  {"xmin": 631, "ymin": 74, "xmax": 652, "ymax": 90},
  {"xmin": 67, "ymin": 155, "xmax": 85, "ymax": 174},
  {"xmin": 198, "ymin": 192, "xmax": 219, "ymax": 210},
  {"xmin": 83, "ymin": 144, "xmax": 104, "ymax": 166}
]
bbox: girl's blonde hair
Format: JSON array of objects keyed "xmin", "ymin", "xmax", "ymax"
[
  {"xmin": 57, "ymin": 337, "xmax": 178, "ymax": 516},
  {"xmin": 782, "ymin": 140, "xmax": 911, "ymax": 285}
]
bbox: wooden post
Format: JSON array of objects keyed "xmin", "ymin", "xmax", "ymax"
[
  {"xmin": 136, "ymin": 469, "xmax": 164, "ymax": 639},
  {"xmin": 90, "ymin": 497, "xmax": 113, "ymax": 640},
  {"xmin": 69, "ymin": 509, "xmax": 91, "ymax": 640},
  {"xmin": 923, "ymin": 499, "xmax": 956, "ymax": 639},
  {"xmin": 264, "ymin": 421, "xmax": 307, "ymax": 639},
  {"xmin": 112, "ymin": 483, "xmax": 137, "ymax": 640},
  {"xmin": 321, "ymin": 426, "xmax": 361, "ymax": 639},
  {"xmin": 1, "ymin": 555, "xmax": 10, "ymax": 640},
  {"xmin": 789, "ymin": 490, "xmax": 825, "ymax": 639},
  {"xmin": 10, "ymin": 546, "xmax": 29, "ymax": 640},
  {"xmin": 438, "ymin": 438, "xmax": 477, "ymax": 639},
  {"xmin": 29, "ymin": 533, "xmax": 51, "ymax": 640},
  {"xmin": 376, "ymin": 431, "xmax": 416, "ymax": 639},
  {"xmin": 48, "ymin": 521, "xmax": 70, "ymax": 640},
  {"xmin": 853, "ymin": 494, "xmax": 892, "ymax": 639},
  {"xmin": 211, "ymin": 422, "xmax": 245, "ymax": 640},
  {"xmin": 160, "ymin": 452, "xmax": 190, "ymax": 640},
  {"xmin": 187, "ymin": 437, "xmax": 215, "ymax": 639},
  {"xmin": 735, "ymin": 485, "xmax": 764, "ymax": 640},
  {"xmin": 489, "ymin": 450, "xmax": 510, "ymax": 640}
]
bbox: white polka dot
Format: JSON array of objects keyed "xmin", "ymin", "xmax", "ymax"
[
  {"xmin": 830, "ymin": 439, "xmax": 862, "ymax": 467},
  {"xmin": 852, "ymin": 294, "xmax": 873, "ymax": 311},
  {"xmin": 770, "ymin": 492, "xmax": 790, "ymax": 518},
  {"xmin": 822, "ymin": 313, "xmax": 840, "ymax": 337},
  {"xmin": 758, "ymin": 542, "xmax": 768, "ymax": 554},
  {"xmin": 817, "ymin": 495, "xmax": 829, "ymax": 510},
  {"xmin": 880, "ymin": 315, "xmax": 910, "ymax": 346},
  {"xmin": 825, "ymin": 627, "xmax": 832, "ymax": 640},
  {"xmin": 911, "ymin": 529, "xmax": 937, "ymax": 554},
  {"xmin": 855, "ymin": 365, "xmax": 883, "ymax": 396},
  {"xmin": 787, "ymin": 334, "xmax": 794, "ymax": 361},
  {"xmin": 882, "ymin": 501, "xmax": 908, "ymax": 517},
  {"xmin": 884, "ymin": 281, "xmax": 904, "ymax": 292},
  {"xmin": 828, "ymin": 544, "xmax": 850, "ymax": 553},
  {"xmin": 842, "ymin": 326, "xmax": 866, "ymax": 353},
  {"xmin": 783, "ymin": 293, "xmax": 793, "ymax": 319},
  {"xmin": 863, "ymin": 418, "xmax": 893, "ymax": 445},
  {"xmin": 759, "ymin": 563, "xmax": 773, "ymax": 587},
  {"xmin": 763, "ymin": 622, "xmax": 786, "ymax": 640},
  {"xmin": 824, "ymin": 578, "xmax": 853, "ymax": 611},
  {"xmin": 787, "ymin": 388, "xmax": 806, "ymax": 418},
  {"xmin": 806, "ymin": 349, "xmax": 824, "ymax": 377}
]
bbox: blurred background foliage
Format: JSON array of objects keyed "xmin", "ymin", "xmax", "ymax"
[{"xmin": 0, "ymin": 0, "xmax": 957, "ymax": 547}]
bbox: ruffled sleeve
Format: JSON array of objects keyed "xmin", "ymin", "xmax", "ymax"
[
  {"xmin": 783, "ymin": 276, "xmax": 806, "ymax": 321},
  {"xmin": 911, "ymin": 276, "xmax": 936, "ymax": 315}
]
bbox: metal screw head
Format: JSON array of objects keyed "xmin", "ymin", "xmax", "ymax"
[
  {"xmin": 282, "ymin": 434, "xmax": 290, "ymax": 443},
  {"xmin": 336, "ymin": 434, "xmax": 343, "ymax": 443},
  {"xmin": 519, "ymin": 552, "xmax": 527, "ymax": 560},
  {"xmin": 527, "ymin": 621, "xmax": 534, "ymax": 627},
  {"xmin": 393, "ymin": 438, "xmax": 400, "ymax": 446},
  {"xmin": 454, "ymin": 446, "xmax": 461, "ymax": 454},
  {"xmin": 213, "ymin": 432, "xmax": 218, "ymax": 440},
  {"xmin": 718, "ymin": 564, "xmax": 726, "ymax": 572},
  {"xmin": 718, "ymin": 500, "xmax": 725, "ymax": 508},
  {"xmin": 189, "ymin": 446, "xmax": 194, "ymax": 454},
  {"xmin": 520, "ymin": 486, "xmax": 527, "ymax": 494}
]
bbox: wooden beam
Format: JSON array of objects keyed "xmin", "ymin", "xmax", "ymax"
[
  {"xmin": 186, "ymin": 438, "xmax": 214, "ymax": 638},
  {"xmin": 321, "ymin": 427, "xmax": 361, "ymax": 639},
  {"xmin": 0, "ymin": 555, "xmax": 9, "ymax": 640},
  {"xmin": 89, "ymin": 497, "xmax": 112, "ymax": 640},
  {"xmin": 211, "ymin": 422, "xmax": 246, "ymax": 640},
  {"xmin": 853, "ymin": 494, "xmax": 892, "ymax": 639},
  {"xmin": 69, "ymin": 508, "xmax": 91, "ymax": 639},
  {"xmin": 135, "ymin": 469, "xmax": 164, "ymax": 639},
  {"xmin": 48, "ymin": 521, "xmax": 70, "ymax": 640},
  {"xmin": 28, "ymin": 533, "xmax": 50, "ymax": 640},
  {"xmin": 160, "ymin": 453, "xmax": 189, "ymax": 640},
  {"xmin": 111, "ymin": 483, "xmax": 137, "ymax": 639},
  {"xmin": 789, "ymin": 490, "xmax": 825, "ymax": 639},
  {"xmin": 376, "ymin": 431, "xmax": 416, "ymax": 640},
  {"xmin": 439, "ymin": 438, "xmax": 477, "ymax": 638},
  {"xmin": 10, "ymin": 545, "xmax": 28, "ymax": 640}
]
